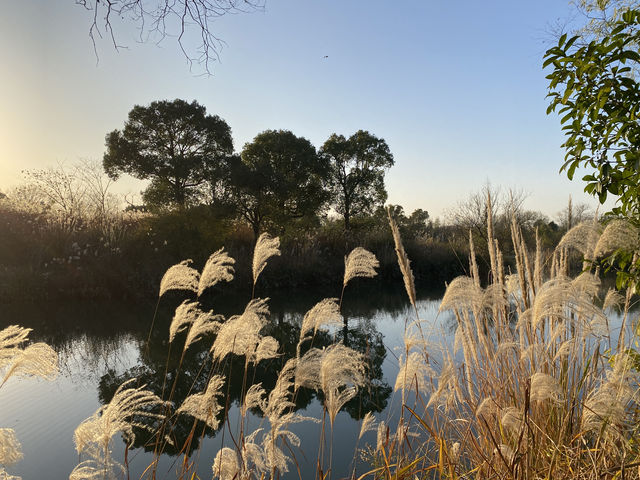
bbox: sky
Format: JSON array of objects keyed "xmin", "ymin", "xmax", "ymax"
[{"xmin": 0, "ymin": 1, "xmax": 612, "ymax": 220}]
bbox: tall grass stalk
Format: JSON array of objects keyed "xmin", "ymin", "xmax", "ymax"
[
  {"xmin": 379, "ymin": 200, "xmax": 640, "ymax": 480},
  {"xmin": 8, "ymin": 196, "xmax": 640, "ymax": 480}
]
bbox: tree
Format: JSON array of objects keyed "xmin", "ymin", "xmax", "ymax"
[
  {"xmin": 446, "ymin": 185, "xmax": 529, "ymax": 240},
  {"xmin": 375, "ymin": 205, "xmax": 431, "ymax": 239},
  {"xmin": 15, "ymin": 160, "xmax": 119, "ymax": 233},
  {"xmin": 406, "ymin": 208, "xmax": 431, "ymax": 237},
  {"xmin": 320, "ymin": 130, "xmax": 394, "ymax": 230},
  {"xmin": 103, "ymin": 99, "xmax": 234, "ymax": 210},
  {"xmin": 230, "ymin": 130, "xmax": 330, "ymax": 237},
  {"xmin": 76, "ymin": 0, "xmax": 264, "ymax": 73},
  {"xmin": 545, "ymin": 11, "xmax": 640, "ymax": 290},
  {"xmin": 573, "ymin": 0, "xmax": 640, "ymax": 42},
  {"xmin": 544, "ymin": 10, "xmax": 640, "ymax": 216},
  {"xmin": 556, "ymin": 196, "xmax": 593, "ymax": 231}
]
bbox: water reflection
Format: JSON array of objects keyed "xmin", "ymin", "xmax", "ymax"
[
  {"xmin": 0, "ymin": 283, "xmax": 442, "ymax": 477},
  {"xmin": 96, "ymin": 300, "xmax": 392, "ymax": 456}
]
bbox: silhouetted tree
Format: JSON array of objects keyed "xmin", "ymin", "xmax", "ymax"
[
  {"xmin": 230, "ymin": 130, "xmax": 330, "ymax": 238},
  {"xmin": 103, "ymin": 99, "xmax": 234, "ymax": 210},
  {"xmin": 320, "ymin": 130, "xmax": 394, "ymax": 230}
]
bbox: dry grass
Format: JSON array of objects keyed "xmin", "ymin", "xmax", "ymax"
[
  {"xmin": 374, "ymin": 205, "xmax": 640, "ymax": 479},
  {"xmin": 0, "ymin": 325, "xmax": 59, "ymax": 479},
  {"xmin": 3, "ymin": 200, "xmax": 640, "ymax": 480}
]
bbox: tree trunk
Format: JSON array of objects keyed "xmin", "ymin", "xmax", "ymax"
[{"xmin": 251, "ymin": 221, "xmax": 260, "ymax": 244}]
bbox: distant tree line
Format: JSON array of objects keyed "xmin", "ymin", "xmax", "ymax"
[
  {"xmin": 103, "ymin": 99, "xmax": 395, "ymax": 237},
  {"xmin": 0, "ymin": 162, "xmax": 589, "ymax": 301},
  {"xmin": 0, "ymin": 100, "xmax": 595, "ymax": 301}
]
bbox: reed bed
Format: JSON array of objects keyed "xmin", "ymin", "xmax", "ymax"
[
  {"xmin": 1, "ymin": 199, "xmax": 640, "ymax": 480},
  {"xmin": 377, "ymin": 198, "xmax": 640, "ymax": 480}
]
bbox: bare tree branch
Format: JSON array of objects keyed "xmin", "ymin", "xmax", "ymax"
[{"xmin": 75, "ymin": 0, "xmax": 265, "ymax": 73}]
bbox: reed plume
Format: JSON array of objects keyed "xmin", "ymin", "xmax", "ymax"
[
  {"xmin": 158, "ymin": 260, "xmax": 200, "ymax": 297},
  {"xmin": 238, "ymin": 359, "xmax": 315, "ymax": 477},
  {"xmin": 212, "ymin": 447, "xmax": 240, "ymax": 480},
  {"xmin": 1, "ymin": 343, "xmax": 57, "ymax": 385},
  {"xmin": 299, "ymin": 298, "xmax": 342, "ymax": 339},
  {"xmin": 71, "ymin": 378, "xmax": 167, "ymax": 479},
  {"xmin": 343, "ymin": 247, "xmax": 379, "ymax": 287},
  {"xmin": 296, "ymin": 298, "xmax": 342, "ymax": 358},
  {"xmin": 476, "ymin": 397, "xmax": 499, "ymax": 420},
  {"xmin": 603, "ymin": 288, "xmax": 624, "ymax": 311},
  {"xmin": 254, "ymin": 337, "xmax": 280, "ymax": 363},
  {"xmin": 0, "ymin": 429, "xmax": 22, "ymax": 468},
  {"xmin": 593, "ymin": 218, "xmax": 640, "ymax": 259},
  {"xmin": 581, "ymin": 351, "xmax": 637, "ymax": 442},
  {"xmin": 176, "ymin": 375, "xmax": 225, "ymax": 430},
  {"xmin": 0, "ymin": 325, "xmax": 57, "ymax": 388},
  {"xmin": 0, "ymin": 468, "xmax": 20, "ymax": 480},
  {"xmin": 387, "ymin": 207, "xmax": 417, "ymax": 308},
  {"xmin": 210, "ymin": 298, "xmax": 279, "ymax": 363},
  {"xmin": 252, "ymin": 233, "xmax": 280, "ymax": 293},
  {"xmin": 394, "ymin": 351, "xmax": 434, "ymax": 395},
  {"xmin": 440, "ymin": 276, "xmax": 483, "ymax": 312},
  {"xmin": 0, "ymin": 326, "xmax": 31, "ymax": 367},
  {"xmin": 529, "ymin": 372, "xmax": 562, "ymax": 403},
  {"xmin": 0, "ymin": 327, "xmax": 58, "ymax": 480},
  {"xmin": 426, "ymin": 350, "xmax": 462, "ymax": 412},
  {"xmin": 68, "ymin": 457, "xmax": 124, "ymax": 480},
  {"xmin": 198, "ymin": 248, "xmax": 235, "ymax": 296},
  {"xmin": 556, "ymin": 221, "xmax": 602, "ymax": 262},
  {"xmin": 358, "ymin": 412, "xmax": 377, "ymax": 440},
  {"xmin": 376, "ymin": 421, "xmax": 387, "ymax": 452},
  {"xmin": 183, "ymin": 309, "xmax": 223, "ymax": 353},
  {"xmin": 241, "ymin": 383, "xmax": 267, "ymax": 417},
  {"xmin": 295, "ymin": 343, "xmax": 366, "ymax": 425},
  {"xmin": 242, "ymin": 429, "xmax": 267, "ymax": 476},
  {"xmin": 500, "ymin": 406, "xmax": 523, "ymax": 435},
  {"xmin": 262, "ymin": 358, "xmax": 311, "ymax": 469},
  {"xmin": 168, "ymin": 300, "xmax": 201, "ymax": 344}
]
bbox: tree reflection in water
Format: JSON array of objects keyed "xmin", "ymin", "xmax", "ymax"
[
  {"xmin": 0, "ymin": 282, "xmax": 441, "ymax": 472},
  {"xmin": 97, "ymin": 300, "xmax": 392, "ymax": 458}
]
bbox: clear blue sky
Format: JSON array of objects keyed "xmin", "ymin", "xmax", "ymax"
[{"xmin": 0, "ymin": 1, "xmax": 608, "ymax": 219}]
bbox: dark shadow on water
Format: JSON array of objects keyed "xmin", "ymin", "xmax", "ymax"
[
  {"xmin": 96, "ymin": 305, "xmax": 392, "ymax": 457},
  {"xmin": 0, "ymin": 282, "xmax": 445, "ymax": 471}
]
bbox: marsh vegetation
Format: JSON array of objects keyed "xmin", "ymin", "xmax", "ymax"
[{"xmin": 2, "ymin": 199, "xmax": 640, "ymax": 479}]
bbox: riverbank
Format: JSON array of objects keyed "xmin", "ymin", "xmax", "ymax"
[{"xmin": 0, "ymin": 205, "xmax": 467, "ymax": 302}]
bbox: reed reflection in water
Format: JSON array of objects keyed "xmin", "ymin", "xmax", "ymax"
[{"xmin": 0, "ymin": 283, "xmax": 444, "ymax": 479}]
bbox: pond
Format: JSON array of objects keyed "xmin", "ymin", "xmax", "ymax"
[{"xmin": 0, "ymin": 283, "xmax": 451, "ymax": 480}]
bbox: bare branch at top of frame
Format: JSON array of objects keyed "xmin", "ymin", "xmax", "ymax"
[{"xmin": 75, "ymin": 0, "xmax": 265, "ymax": 74}]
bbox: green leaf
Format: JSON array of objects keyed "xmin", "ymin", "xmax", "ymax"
[
  {"xmin": 560, "ymin": 111, "xmax": 574, "ymax": 124},
  {"xmin": 565, "ymin": 35, "xmax": 579, "ymax": 50},
  {"xmin": 559, "ymin": 33, "xmax": 567, "ymax": 47},
  {"xmin": 599, "ymin": 190, "xmax": 608, "ymax": 203}
]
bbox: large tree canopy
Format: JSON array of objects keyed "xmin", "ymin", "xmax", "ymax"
[
  {"xmin": 103, "ymin": 99, "xmax": 234, "ymax": 209},
  {"xmin": 320, "ymin": 130, "xmax": 394, "ymax": 230},
  {"xmin": 231, "ymin": 130, "xmax": 330, "ymax": 237}
]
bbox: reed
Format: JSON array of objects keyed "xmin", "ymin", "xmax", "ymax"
[
  {"xmin": 0, "ymin": 325, "xmax": 59, "ymax": 479},
  {"xmin": 374, "ymin": 204, "xmax": 640, "ymax": 479},
  {"xmin": 4, "ymin": 195, "xmax": 640, "ymax": 480}
]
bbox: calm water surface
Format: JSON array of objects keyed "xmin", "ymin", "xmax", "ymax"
[{"xmin": 0, "ymin": 285, "xmax": 451, "ymax": 480}]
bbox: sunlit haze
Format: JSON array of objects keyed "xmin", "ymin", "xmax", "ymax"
[{"xmin": 0, "ymin": 1, "xmax": 611, "ymax": 219}]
